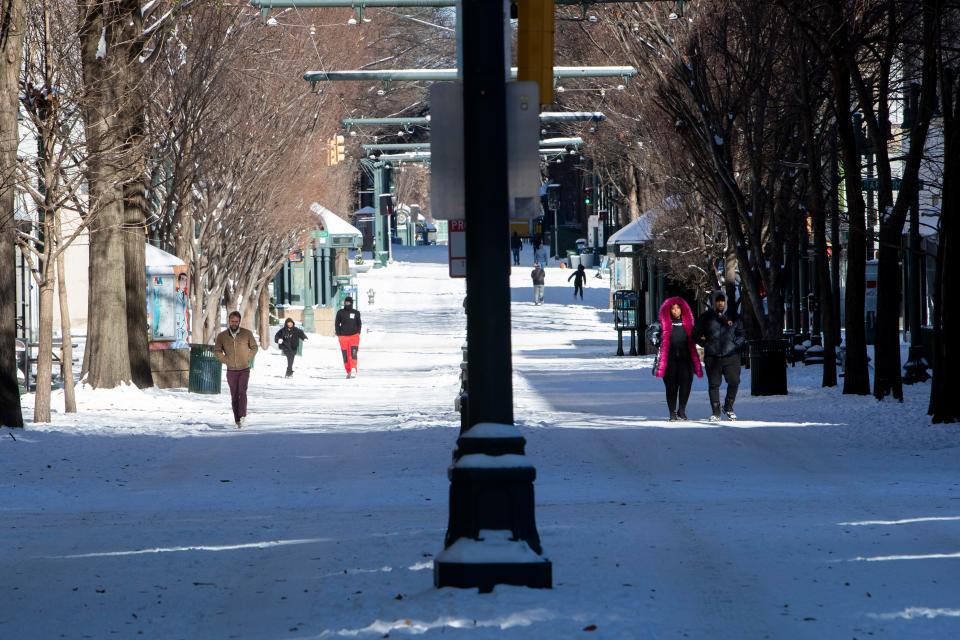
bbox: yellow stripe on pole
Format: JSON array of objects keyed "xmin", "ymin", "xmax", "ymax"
[{"xmin": 517, "ymin": 0, "xmax": 555, "ymax": 107}]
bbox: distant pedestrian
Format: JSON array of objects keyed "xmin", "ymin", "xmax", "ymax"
[
  {"xmin": 531, "ymin": 263, "xmax": 546, "ymax": 305},
  {"xmin": 694, "ymin": 292, "xmax": 746, "ymax": 421},
  {"xmin": 568, "ymin": 264, "xmax": 587, "ymax": 300},
  {"xmin": 654, "ymin": 297, "xmax": 703, "ymax": 421},
  {"xmin": 274, "ymin": 318, "xmax": 307, "ymax": 378},
  {"xmin": 214, "ymin": 311, "xmax": 258, "ymax": 428},
  {"xmin": 511, "ymin": 232, "xmax": 523, "ymax": 266},
  {"xmin": 335, "ymin": 296, "xmax": 362, "ymax": 378},
  {"xmin": 534, "ymin": 242, "xmax": 548, "ymax": 267}
]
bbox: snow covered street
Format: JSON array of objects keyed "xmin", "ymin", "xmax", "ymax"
[{"xmin": 4, "ymin": 245, "xmax": 960, "ymax": 639}]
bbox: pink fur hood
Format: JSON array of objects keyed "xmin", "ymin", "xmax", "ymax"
[{"xmin": 655, "ymin": 297, "xmax": 703, "ymax": 378}]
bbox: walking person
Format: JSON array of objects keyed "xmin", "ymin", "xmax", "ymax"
[
  {"xmin": 534, "ymin": 241, "xmax": 548, "ymax": 268},
  {"xmin": 274, "ymin": 318, "xmax": 307, "ymax": 378},
  {"xmin": 335, "ymin": 296, "xmax": 362, "ymax": 378},
  {"xmin": 510, "ymin": 232, "xmax": 523, "ymax": 266},
  {"xmin": 654, "ymin": 297, "xmax": 703, "ymax": 421},
  {"xmin": 214, "ymin": 311, "xmax": 259, "ymax": 428},
  {"xmin": 694, "ymin": 292, "xmax": 746, "ymax": 421},
  {"xmin": 531, "ymin": 262, "xmax": 546, "ymax": 305},
  {"xmin": 568, "ymin": 263, "xmax": 587, "ymax": 300}
]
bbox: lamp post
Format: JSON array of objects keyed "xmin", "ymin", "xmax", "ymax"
[
  {"xmin": 359, "ymin": 157, "xmax": 392, "ymax": 267},
  {"xmin": 433, "ymin": 0, "xmax": 550, "ymax": 592},
  {"xmin": 302, "ymin": 242, "xmax": 316, "ymax": 332}
]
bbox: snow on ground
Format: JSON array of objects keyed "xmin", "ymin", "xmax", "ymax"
[{"xmin": 4, "ymin": 244, "xmax": 960, "ymax": 639}]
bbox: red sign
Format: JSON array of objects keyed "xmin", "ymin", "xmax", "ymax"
[{"xmin": 449, "ymin": 220, "xmax": 466, "ymax": 278}]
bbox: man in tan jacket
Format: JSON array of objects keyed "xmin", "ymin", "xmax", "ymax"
[{"xmin": 214, "ymin": 311, "xmax": 258, "ymax": 428}]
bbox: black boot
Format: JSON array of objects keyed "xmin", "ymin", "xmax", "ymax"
[
  {"xmin": 677, "ymin": 407, "xmax": 688, "ymax": 421},
  {"xmin": 669, "ymin": 411, "xmax": 678, "ymax": 422}
]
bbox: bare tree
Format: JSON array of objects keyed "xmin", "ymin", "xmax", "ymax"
[
  {"xmin": 76, "ymin": 0, "xmax": 188, "ymax": 389},
  {"xmin": 928, "ymin": 8, "xmax": 960, "ymax": 423},
  {"xmin": 0, "ymin": 0, "xmax": 26, "ymax": 428},
  {"xmin": 144, "ymin": 5, "xmax": 353, "ymax": 344},
  {"xmin": 16, "ymin": 0, "xmax": 94, "ymax": 421}
]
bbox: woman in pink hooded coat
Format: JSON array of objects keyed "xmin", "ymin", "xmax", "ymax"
[{"xmin": 654, "ymin": 296, "xmax": 703, "ymax": 421}]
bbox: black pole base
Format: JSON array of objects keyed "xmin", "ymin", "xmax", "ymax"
[
  {"xmin": 435, "ymin": 553, "xmax": 552, "ymax": 593},
  {"xmin": 903, "ymin": 346, "xmax": 930, "ymax": 384},
  {"xmin": 438, "ymin": 423, "xmax": 551, "ymax": 591},
  {"xmin": 804, "ymin": 336, "xmax": 824, "ymax": 365}
]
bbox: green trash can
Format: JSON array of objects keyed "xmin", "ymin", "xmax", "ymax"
[
  {"xmin": 188, "ymin": 343, "xmax": 223, "ymax": 394},
  {"xmin": 749, "ymin": 340, "xmax": 788, "ymax": 396}
]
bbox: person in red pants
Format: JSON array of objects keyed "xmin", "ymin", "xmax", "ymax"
[{"xmin": 334, "ymin": 296, "xmax": 362, "ymax": 378}]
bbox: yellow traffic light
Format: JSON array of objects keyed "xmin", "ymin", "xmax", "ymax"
[
  {"xmin": 327, "ymin": 137, "xmax": 337, "ymax": 166},
  {"xmin": 517, "ymin": 0, "xmax": 555, "ymax": 107}
]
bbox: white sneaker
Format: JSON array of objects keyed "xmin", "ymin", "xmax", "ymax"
[
  {"xmin": 239, "ymin": 417, "xmax": 247, "ymax": 428},
  {"xmin": 708, "ymin": 414, "xmax": 721, "ymax": 423},
  {"xmin": 350, "ymin": 368, "xmax": 358, "ymax": 378},
  {"xmin": 235, "ymin": 420, "xmax": 242, "ymax": 429}
]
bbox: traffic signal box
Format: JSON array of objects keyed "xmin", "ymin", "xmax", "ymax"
[
  {"xmin": 327, "ymin": 135, "xmax": 346, "ymax": 166},
  {"xmin": 516, "ymin": 0, "xmax": 555, "ymax": 108}
]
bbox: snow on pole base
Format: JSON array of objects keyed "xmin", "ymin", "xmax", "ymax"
[
  {"xmin": 437, "ymin": 428, "xmax": 551, "ymax": 590},
  {"xmin": 455, "ymin": 421, "xmax": 526, "ymax": 457},
  {"xmin": 434, "ymin": 530, "xmax": 552, "ymax": 593}
]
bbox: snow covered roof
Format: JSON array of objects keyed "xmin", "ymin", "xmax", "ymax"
[
  {"xmin": 607, "ymin": 213, "xmax": 655, "ymax": 247},
  {"xmin": 145, "ymin": 243, "xmax": 186, "ymax": 272},
  {"xmin": 606, "ymin": 197, "xmax": 682, "ymax": 247},
  {"xmin": 311, "ymin": 203, "xmax": 363, "ymax": 239}
]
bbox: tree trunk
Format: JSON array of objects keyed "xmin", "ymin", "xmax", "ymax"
[
  {"xmin": 815, "ymin": 211, "xmax": 838, "ymax": 387},
  {"xmin": 258, "ymin": 284, "xmax": 270, "ymax": 349},
  {"xmin": 122, "ymin": 58, "xmax": 153, "ymax": 389},
  {"xmin": 929, "ymin": 68, "xmax": 959, "ymax": 422},
  {"xmin": 203, "ymin": 289, "xmax": 221, "ymax": 343},
  {"xmin": 56, "ymin": 247, "xmax": 76, "ymax": 413},
  {"xmin": 873, "ymin": 228, "xmax": 903, "ymax": 400},
  {"xmin": 831, "ymin": 59, "xmax": 870, "ymax": 394},
  {"xmin": 0, "ymin": 0, "xmax": 26, "ymax": 428},
  {"xmin": 796, "ymin": 45, "xmax": 837, "ymax": 387},
  {"xmin": 239, "ymin": 294, "xmax": 256, "ymax": 332},
  {"xmin": 33, "ymin": 278, "xmax": 55, "ymax": 423},
  {"xmin": 625, "ymin": 166, "xmax": 641, "ymax": 223},
  {"xmin": 79, "ymin": 2, "xmax": 132, "ymax": 388},
  {"xmin": 829, "ymin": 127, "xmax": 843, "ymax": 347},
  {"xmin": 123, "ymin": 182, "xmax": 154, "ymax": 389}
]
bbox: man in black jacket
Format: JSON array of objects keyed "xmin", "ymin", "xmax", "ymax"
[
  {"xmin": 274, "ymin": 318, "xmax": 307, "ymax": 378},
  {"xmin": 511, "ymin": 232, "xmax": 523, "ymax": 266},
  {"xmin": 694, "ymin": 293, "xmax": 746, "ymax": 421},
  {"xmin": 335, "ymin": 296, "xmax": 362, "ymax": 378}
]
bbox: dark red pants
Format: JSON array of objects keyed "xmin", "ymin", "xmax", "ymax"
[
  {"xmin": 226, "ymin": 368, "xmax": 250, "ymax": 422},
  {"xmin": 338, "ymin": 334, "xmax": 360, "ymax": 373}
]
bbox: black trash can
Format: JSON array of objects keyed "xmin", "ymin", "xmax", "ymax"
[
  {"xmin": 188, "ymin": 343, "xmax": 223, "ymax": 394},
  {"xmin": 749, "ymin": 339, "xmax": 788, "ymax": 396}
]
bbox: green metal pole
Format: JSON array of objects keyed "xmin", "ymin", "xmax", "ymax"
[
  {"xmin": 301, "ymin": 245, "xmax": 316, "ymax": 331},
  {"xmin": 373, "ymin": 163, "xmax": 388, "ymax": 267}
]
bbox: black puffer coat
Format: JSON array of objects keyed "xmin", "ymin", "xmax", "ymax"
[
  {"xmin": 694, "ymin": 309, "xmax": 746, "ymax": 358},
  {"xmin": 274, "ymin": 325, "xmax": 307, "ymax": 354}
]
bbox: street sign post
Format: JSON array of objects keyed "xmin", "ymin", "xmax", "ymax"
[{"xmin": 448, "ymin": 219, "xmax": 466, "ymax": 278}]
